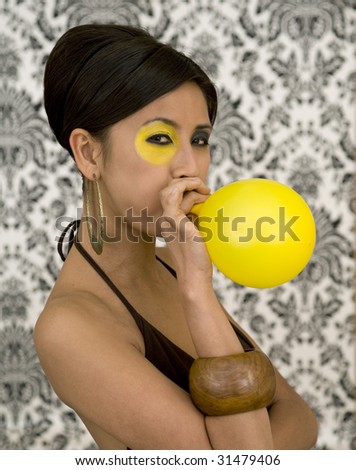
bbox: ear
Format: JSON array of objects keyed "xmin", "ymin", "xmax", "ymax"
[{"xmin": 69, "ymin": 128, "xmax": 103, "ymax": 179}]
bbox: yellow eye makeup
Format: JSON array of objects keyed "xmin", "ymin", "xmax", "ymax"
[{"xmin": 134, "ymin": 121, "xmax": 180, "ymax": 166}]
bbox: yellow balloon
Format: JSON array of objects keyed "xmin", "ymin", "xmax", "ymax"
[{"xmin": 191, "ymin": 178, "xmax": 316, "ymax": 288}]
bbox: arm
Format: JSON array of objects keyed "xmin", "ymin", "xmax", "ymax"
[
  {"xmin": 159, "ymin": 177, "xmax": 318, "ymax": 449},
  {"xmin": 34, "ymin": 289, "xmax": 317, "ymax": 450},
  {"xmin": 225, "ymin": 307, "xmax": 318, "ymax": 449},
  {"xmin": 34, "ymin": 177, "xmax": 317, "ymax": 450},
  {"xmin": 181, "ymin": 286, "xmax": 274, "ymax": 449},
  {"xmin": 34, "ymin": 296, "xmax": 213, "ymax": 450},
  {"xmin": 268, "ymin": 371, "xmax": 318, "ymax": 449}
]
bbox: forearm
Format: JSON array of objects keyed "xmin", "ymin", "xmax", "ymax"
[
  {"xmin": 205, "ymin": 409, "xmax": 273, "ymax": 450},
  {"xmin": 160, "ymin": 178, "xmax": 314, "ymax": 449},
  {"xmin": 179, "ymin": 281, "xmax": 245, "ymax": 356},
  {"xmin": 179, "ymin": 282, "xmax": 274, "ymax": 449},
  {"xmin": 268, "ymin": 397, "xmax": 318, "ymax": 449}
]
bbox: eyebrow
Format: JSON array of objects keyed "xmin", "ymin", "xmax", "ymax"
[{"xmin": 143, "ymin": 117, "xmax": 213, "ymax": 131}]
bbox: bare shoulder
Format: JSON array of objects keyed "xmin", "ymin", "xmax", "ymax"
[
  {"xmin": 33, "ymin": 288, "xmax": 210, "ymax": 449},
  {"xmin": 34, "ymin": 288, "xmax": 143, "ymax": 345},
  {"xmin": 34, "ymin": 290, "xmax": 144, "ymax": 396}
]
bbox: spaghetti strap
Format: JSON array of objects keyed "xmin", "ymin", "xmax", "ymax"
[
  {"xmin": 155, "ymin": 256, "xmax": 177, "ymax": 277},
  {"xmin": 73, "ymin": 239, "xmax": 144, "ymax": 325},
  {"xmin": 57, "ymin": 219, "xmax": 81, "ymax": 262},
  {"xmin": 73, "ymin": 237, "xmax": 254, "ymax": 357},
  {"xmin": 73, "ymin": 238, "xmax": 178, "ymax": 328},
  {"xmin": 72, "ymin": 238, "xmax": 195, "ymax": 393}
]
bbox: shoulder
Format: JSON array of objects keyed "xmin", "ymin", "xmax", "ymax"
[
  {"xmin": 33, "ymin": 290, "xmax": 210, "ymax": 449},
  {"xmin": 36, "ymin": 288, "xmax": 141, "ymax": 338},
  {"xmin": 34, "ymin": 290, "xmax": 144, "ymax": 395}
]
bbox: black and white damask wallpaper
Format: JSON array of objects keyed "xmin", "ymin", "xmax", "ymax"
[{"xmin": 0, "ymin": 0, "xmax": 355, "ymax": 450}]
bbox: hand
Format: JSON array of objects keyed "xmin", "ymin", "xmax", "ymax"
[{"xmin": 158, "ymin": 177, "xmax": 213, "ymax": 285}]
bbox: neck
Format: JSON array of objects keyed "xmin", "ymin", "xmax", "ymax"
[{"xmin": 75, "ymin": 215, "xmax": 163, "ymax": 285}]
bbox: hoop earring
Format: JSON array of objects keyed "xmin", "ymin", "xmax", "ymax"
[{"xmin": 84, "ymin": 175, "xmax": 104, "ymax": 255}]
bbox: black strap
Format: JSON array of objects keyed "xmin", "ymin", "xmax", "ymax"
[
  {"xmin": 58, "ymin": 224, "xmax": 254, "ymax": 352},
  {"xmin": 57, "ymin": 219, "xmax": 81, "ymax": 262},
  {"xmin": 155, "ymin": 255, "xmax": 177, "ymax": 278},
  {"xmin": 57, "ymin": 220, "xmax": 176, "ymax": 281},
  {"xmin": 73, "ymin": 239, "xmax": 143, "ymax": 321}
]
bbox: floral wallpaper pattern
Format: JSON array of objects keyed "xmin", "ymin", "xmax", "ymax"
[{"xmin": 0, "ymin": 0, "xmax": 355, "ymax": 450}]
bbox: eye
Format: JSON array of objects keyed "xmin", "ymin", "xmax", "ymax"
[
  {"xmin": 146, "ymin": 134, "xmax": 173, "ymax": 146},
  {"xmin": 192, "ymin": 132, "xmax": 210, "ymax": 147}
]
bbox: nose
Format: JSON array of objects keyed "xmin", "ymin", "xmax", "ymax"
[{"xmin": 171, "ymin": 143, "xmax": 199, "ymax": 179}]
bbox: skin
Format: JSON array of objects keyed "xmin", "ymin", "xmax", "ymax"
[
  {"xmin": 135, "ymin": 120, "xmax": 180, "ymax": 165},
  {"xmin": 34, "ymin": 82, "xmax": 318, "ymax": 450}
]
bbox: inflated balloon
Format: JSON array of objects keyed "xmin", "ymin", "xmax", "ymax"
[{"xmin": 190, "ymin": 178, "xmax": 316, "ymax": 288}]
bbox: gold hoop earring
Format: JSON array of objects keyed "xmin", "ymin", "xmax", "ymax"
[{"xmin": 84, "ymin": 175, "xmax": 104, "ymax": 255}]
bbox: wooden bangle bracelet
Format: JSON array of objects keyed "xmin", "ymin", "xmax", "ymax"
[{"xmin": 189, "ymin": 350, "xmax": 276, "ymax": 416}]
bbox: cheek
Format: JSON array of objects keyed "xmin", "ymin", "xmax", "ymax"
[
  {"xmin": 115, "ymin": 169, "xmax": 167, "ymax": 218},
  {"xmin": 104, "ymin": 148, "xmax": 167, "ymax": 214},
  {"xmin": 136, "ymin": 175, "xmax": 167, "ymax": 213},
  {"xmin": 199, "ymin": 151, "xmax": 211, "ymax": 181},
  {"xmin": 135, "ymin": 139, "xmax": 178, "ymax": 165}
]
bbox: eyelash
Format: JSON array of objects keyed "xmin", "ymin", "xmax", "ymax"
[
  {"xmin": 192, "ymin": 133, "xmax": 210, "ymax": 147},
  {"xmin": 146, "ymin": 134, "xmax": 173, "ymax": 146},
  {"xmin": 146, "ymin": 133, "xmax": 210, "ymax": 147}
]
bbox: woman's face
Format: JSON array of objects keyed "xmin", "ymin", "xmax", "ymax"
[{"xmin": 99, "ymin": 81, "xmax": 213, "ymax": 236}]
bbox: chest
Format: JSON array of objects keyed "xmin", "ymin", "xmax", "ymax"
[{"xmin": 128, "ymin": 283, "xmax": 198, "ymax": 360}]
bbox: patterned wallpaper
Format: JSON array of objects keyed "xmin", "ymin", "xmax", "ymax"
[{"xmin": 0, "ymin": 0, "xmax": 355, "ymax": 450}]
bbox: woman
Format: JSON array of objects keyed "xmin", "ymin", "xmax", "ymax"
[{"xmin": 34, "ymin": 24, "xmax": 318, "ymax": 450}]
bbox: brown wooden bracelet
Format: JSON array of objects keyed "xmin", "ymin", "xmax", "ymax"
[{"xmin": 189, "ymin": 350, "xmax": 276, "ymax": 416}]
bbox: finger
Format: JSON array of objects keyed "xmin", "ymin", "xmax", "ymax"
[
  {"xmin": 159, "ymin": 188, "xmax": 204, "ymax": 239},
  {"xmin": 180, "ymin": 190, "xmax": 210, "ymax": 215},
  {"xmin": 159, "ymin": 212, "xmax": 199, "ymax": 243},
  {"xmin": 162, "ymin": 177, "xmax": 210, "ymax": 201},
  {"xmin": 160, "ymin": 178, "xmax": 210, "ymax": 215}
]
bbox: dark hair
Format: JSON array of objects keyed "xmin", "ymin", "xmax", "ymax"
[{"xmin": 44, "ymin": 24, "xmax": 217, "ymax": 156}]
